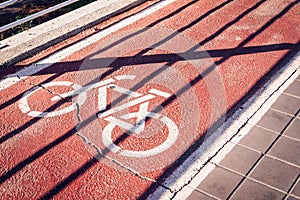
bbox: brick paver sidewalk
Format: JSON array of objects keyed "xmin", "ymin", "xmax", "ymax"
[{"xmin": 183, "ymin": 74, "xmax": 300, "ymax": 200}]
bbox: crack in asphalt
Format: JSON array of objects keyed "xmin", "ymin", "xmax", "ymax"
[{"xmin": 16, "ymin": 75, "xmax": 172, "ymax": 192}]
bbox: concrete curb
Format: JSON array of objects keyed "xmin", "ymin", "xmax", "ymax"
[{"xmin": 0, "ymin": 0, "xmax": 146, "ymax": 67}]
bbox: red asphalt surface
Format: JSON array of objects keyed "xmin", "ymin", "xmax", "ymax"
[{"xmin": 0, "ymin": 0, "xmax": 299, "ymax": 199}]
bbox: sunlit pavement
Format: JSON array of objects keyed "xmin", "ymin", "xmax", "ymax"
[{"xmin": 0, "ymin": 0, "xmax": 299, "ymax": 199}]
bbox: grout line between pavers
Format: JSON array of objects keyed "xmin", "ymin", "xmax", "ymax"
[
  {"xmin": 224, "ymin": 154, "xmax": 264, "ymax": 199},
  {"xmin": 287, "ymin": 194, "xmax": 300, "ymax": 200},
  {"xmin": 254, "ymin": 124, "xmax": 282, "ymax": 134},
  {"xmin": 181, "ymin": 175, "xmax": 222, "ymax": 200},
  {"xmin": 227, "ymin": 72, "xmax": 300, "ymax": 199},
  {"xmin": 246, "ymin": 176, "xmax": 290, "ymax": 195},
  {"xmin": 283, "ymin": 92, "xmax": 300, "ymax": 99},
  {"xmin": 281, "ymin": 134, "xmax": 300, "ymax": 143},
  {"xmin": 226, "ymin": 97, "xmax": 300, "ymax": 199},
  {"xmin": 265, "ymin": 154, "xmax": 300, "ymax": 169},
  {"xmin": 214, "ymin": 162, "xmax": 292, "ymax": 197},
  {"xmin": 233, "ymin": 142, "xmax": 267, "ymax": 154},
  {"xmin": 233, "ymin": 141, "xmax": 300, "ymax": 168},
  {"xmin": 268, "ymin": 107, "xmax": 298, "ymax": 117},
  {"xmin": 284, "ymin": 173, "xmax": 300, "ymax": 200},
  {"xmin": 192, "ymin": 186, "xmax": 222, "ymax": 200}
]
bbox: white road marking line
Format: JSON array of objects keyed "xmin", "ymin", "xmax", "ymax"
[
  {"xmin": 98, "ymin": 94, "xmax": 155, "ymax": 118},
  {"xmin": 115, "ymin": 75, "xmax": 136, "ymax": 80},
  {"xmin": 104, "ymin": 115, "xmax": 144, "ymax": 134},
  {"xmin": 149, "ymin": 88, "xmax": 171, "ymax": 98},
  {"xmin": 18, "ymin": 81, "xmax": 87, "ymax": 117},
  {"xmin": 0, "ymin": 0, "xmax": 176, "ymax": 92},
  {"xmin": 134, "ymin": 102, "xmax": 150, "ymax": 132},
  {"xmin": 110, "ymin": 84, "xmax": 142, "ymax": 98},
  {"xmin": 98, "ymin": 87, "xmax": 108, "ymax": 112},
  {"xmin": 102, "ymin": 110, "xmax": 179, "ymax": 158}
]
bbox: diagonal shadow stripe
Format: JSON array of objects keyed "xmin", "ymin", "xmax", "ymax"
[{"xmin": 0, "ymin": 0, "xmax": 298, "ymax": 199}]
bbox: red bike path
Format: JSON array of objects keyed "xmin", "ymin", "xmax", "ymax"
[{"xmin": 0, "ymin": 0, "xmax": 299, "ymax": 199}]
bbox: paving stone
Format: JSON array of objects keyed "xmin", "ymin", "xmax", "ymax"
[
  {"xmin": 219, "ymin": 145, "xmax": 261, "ymax": 174},
  {"xmin": 292, "ymin": 179, "xmax": 300, "ymax": 197},
  {"xmin": 271, "ymin": 93, "xmax": 300, "ymax": 115},
  {"xmin": 196, "ymin": 166, "xmax": 242, "ymax": 199},
  {"xmin": 256, "ymin": 110, "xmax": 292, "ymax": 133},
  {"xmin": 187, "ymin": 190, "xmax": 217, "ymax": 200},
  {"xmin": 230, "ymin": 179, "xmax": 285, "ymax": 200},
  {"xmin": 284, "ymin": 80, "xmax": 300, "ymax": 97},
  {"xmin": 284, "ymin": 118, "xmax": 300, "ymax": 140},
  {"xmin": 287, "ymin": 196, "xmax": 300, "ymax": 200},
  {"xmin": 249, "ymin": 156, "xmax": 299, "ymax": 191},
  {"xmin": 239, "ymin": 126, "xmax": 278, "ymax": 153},
  {"xmin": 268, "ymin": 136, "xmax": 300, "ymax": 166}
]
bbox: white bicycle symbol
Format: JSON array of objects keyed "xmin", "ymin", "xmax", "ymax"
[{"xmin": 18, "ymin": 75, "xmax": 178, "ymax": 158}]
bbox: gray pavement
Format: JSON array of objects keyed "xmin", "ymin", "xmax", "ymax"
[{"xmin": 178, "ymin": 73, "xmax": 300, "ymax": 200}]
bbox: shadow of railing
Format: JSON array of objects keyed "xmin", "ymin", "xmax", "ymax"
[
  {"xmin": 0, "ymin": 0, "xmax": 299, "ymax": 199},
  {"xmin": 1, "ymin": 0, "xmax": 233, "ymax": 145},
  {"xmin": 138, "ymin": 48, "xmax": 299, "ymax": 199}
]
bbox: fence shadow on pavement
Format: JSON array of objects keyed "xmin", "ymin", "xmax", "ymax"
[{"xmin": 0, "ymin": 0, "xmax": 299, "ymax": 199}]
